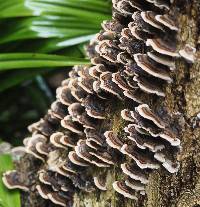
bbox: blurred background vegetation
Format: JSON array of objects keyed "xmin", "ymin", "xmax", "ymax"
[{"xmin": 0, "ymin": 0, "xmax": 111, "ymax": 146}]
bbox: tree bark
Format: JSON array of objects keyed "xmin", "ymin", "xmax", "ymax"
[{"xmin": 72, "ymin": 1, "xmax": 200, "ymax": 206}]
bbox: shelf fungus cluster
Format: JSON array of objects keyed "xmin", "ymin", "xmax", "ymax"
[{"xmin": 2, "ymin": 0, "xmax": 181, "ymax": 206}]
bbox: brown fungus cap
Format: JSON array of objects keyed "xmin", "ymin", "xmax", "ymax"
[
  {"xmin": 112, "ymin": 181, "xmax": 138, "ymax": 200},
  {"xmin": 93, "ymin": 175, "xmax": 107, "ymax": 191},
  {"xmin": 121, "ymin": 162, "xmax": 149, "ymax": 184},
  {"xmin": 2, "ymin": 170, "xmax": 29, "ymax": 191},
  {"xmin": 104, "ymin": 131, "xmax": 124, "ymax": 150}
]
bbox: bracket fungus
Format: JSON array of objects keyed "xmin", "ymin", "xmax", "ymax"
[{"xmin": 2, "ymin": 0, "xmax": 183, "ymax": 205}]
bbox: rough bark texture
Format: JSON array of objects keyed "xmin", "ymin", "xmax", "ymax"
[{"xmin": 72, "ymin": 1, "xmax": 200, "ymax": 206}]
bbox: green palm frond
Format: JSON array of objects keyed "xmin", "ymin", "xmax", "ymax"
[
  {"xmin": 0, "ymin": 0, "xmax": 111, "ymax": 90},
  {"xmin": 0, "ymin": 0, "xmax": 111, "ymax": 48},
  {"xmin": 0, "ymin": 53, "xmax": 90, "ymax": 70}
]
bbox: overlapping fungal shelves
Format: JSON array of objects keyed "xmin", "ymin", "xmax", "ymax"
[{"xmin": 3, "ymin": 0, "xmax": 199, "ymax": 206}]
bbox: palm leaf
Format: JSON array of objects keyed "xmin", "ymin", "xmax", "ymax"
[
  {"xmin": 0, "ymin": 53, "xmax": 90, "ymax": 71},
  {"xmin": 0, "ymin": 0, "xmax": 111, "ymax": 90}
]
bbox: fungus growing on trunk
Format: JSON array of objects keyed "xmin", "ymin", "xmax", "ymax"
[{"xmin": 2, "ymin": 0, "xmax": 183, "ymax": 205}]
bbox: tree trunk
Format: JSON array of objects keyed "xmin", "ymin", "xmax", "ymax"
[{"xmin": 72, "ymin": 1, "xmax": 200, "ymax": 206}]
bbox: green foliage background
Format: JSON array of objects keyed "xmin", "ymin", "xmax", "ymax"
[{"xmin": 0, "ymin": 0, "xmax": 111, "ymax": 89}]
